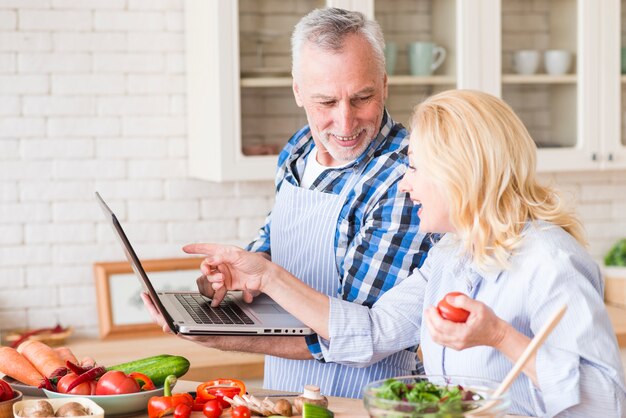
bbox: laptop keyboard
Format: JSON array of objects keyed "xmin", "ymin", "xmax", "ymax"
[{"xmin": 176, "ymin": 294, "xmax": 255, "ymax": 325}]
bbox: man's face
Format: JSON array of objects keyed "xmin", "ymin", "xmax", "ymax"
[{"xmin": 292, "ymin": 34, "xmax": 388, "ymax": 167}]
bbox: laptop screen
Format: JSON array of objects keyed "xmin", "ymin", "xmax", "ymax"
[{"xmin": 95, "ymin": 192, "xmax": 178, "ymax": 333}]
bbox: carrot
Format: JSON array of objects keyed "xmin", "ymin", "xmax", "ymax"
[
  {"xmin": 0, "ymin": 346, "xmax": 44, "ymax": 386},
  {"xmin": 54, "ymin": 346, "xmax": 78, "ymax": 365},
  {"xmin": 16, "ymin": 340, "xmax": 65, "ymax": 378}
]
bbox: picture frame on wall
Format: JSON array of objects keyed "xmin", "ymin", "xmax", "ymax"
[{"xmin": 94, "ymin": 257, "xmax": 204, "ymax": 339}]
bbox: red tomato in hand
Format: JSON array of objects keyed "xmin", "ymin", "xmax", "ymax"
[
  {"xmin": 231, "ymin": 405, "xmax": 251, "ymax": 418},
  {"xmin": 57, "ymin": 373, "xmax": 96, "ymax": 395},
  {"xmin": 202, "ymin": 399, "xmax": 223, "ymax": 418},
  {"xmin": 437, "ymin": 292, "xmax": 470, "ymax": 323},
  {"xmin": 95, "ymin": 370, "xmax": 140, "ymax": 395}
]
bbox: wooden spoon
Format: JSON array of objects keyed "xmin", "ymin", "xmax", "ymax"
[{"xmin": 467, "ymin": 304, "xmax": 568, "ymax": 416}]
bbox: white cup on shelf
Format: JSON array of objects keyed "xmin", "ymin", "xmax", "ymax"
[
  {"xmin": 544, "ymin": 49, "xmax": 572, "ymax": 75},
  {"xmin": 512, "ymin": 50, "xmax": 540, "ymax": 75}
]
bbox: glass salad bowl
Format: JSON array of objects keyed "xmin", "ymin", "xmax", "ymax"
[{"xmin": 362, "ymin": 375, "xmax": 510, "ymax": 418}]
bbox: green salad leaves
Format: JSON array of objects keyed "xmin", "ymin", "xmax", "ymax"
[{"xmin": 371, "ymin": 378, "xmax": 483, "ymax": 415}]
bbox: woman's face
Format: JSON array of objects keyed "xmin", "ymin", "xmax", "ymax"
[{"xmin": 399, "ymin": 142, "xmax": 454, "ymax": 234}]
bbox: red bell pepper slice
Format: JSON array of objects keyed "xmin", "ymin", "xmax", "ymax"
[
  {"xmin": 129, "ymin": 372, "xmax": 156, "ymax": 391},
  {"xmin": 196, "ymin": 378, "xmax": 246, "ymax": 401},
  {"xmin": 148, "ymin": 375, "xmax": 194, "ymax": 418}
]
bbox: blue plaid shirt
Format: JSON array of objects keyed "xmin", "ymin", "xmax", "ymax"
[{"xmin": 247, "ymin": 109, "xmax": 431, "ymax": 363}]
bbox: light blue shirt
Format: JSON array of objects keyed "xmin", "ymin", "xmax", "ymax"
[{"xmin": 321, "ymin": 221, "xmax": 626, "ymax": 416}]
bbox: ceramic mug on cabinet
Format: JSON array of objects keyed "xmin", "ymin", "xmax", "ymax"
[
  {"xmin": 384, "ymin": 41, "xmax": 398, "ymax": 75},
  {"xmin": 408, "ymin": 42, "xmax": 446, "ymax": 76},
  {"xmin": 544, "ymin": 49, "xmax": 572, "ymax": 75},
  {"xmin": 512, "ymin": 50, "xmax": 540, "ymax": 75}
]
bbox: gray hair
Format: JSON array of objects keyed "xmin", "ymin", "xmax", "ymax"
[{"xmin": 291, "ymin": 7, "xmax": 386, "ymax": 80}]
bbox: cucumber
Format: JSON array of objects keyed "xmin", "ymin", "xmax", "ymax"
[
  {"xmin": 106, "ymin": 354, "xmax": 190, "ymax": 387},
  {"xmin": 302, "ymin": 403, "xmax": 334, "ymax": 418}
]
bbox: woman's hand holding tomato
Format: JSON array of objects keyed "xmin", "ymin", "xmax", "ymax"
[
  {"xmin": 426, "ymin": 292, "xmax": 509, "ymax": 351},
  {"xmin": 437, "ymin": 292, "xmax": 470, "ymax": 323}
]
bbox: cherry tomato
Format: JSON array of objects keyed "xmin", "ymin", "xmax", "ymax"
[
  {"xmin": 436, "ymin": 291, "xmax": 470, "ymax": 323},
  {"xmin": 57, "ymin": 373, "xmax": 96, "ymax": 395},
  {"xmin": 231, "ymin": 405, "xmax": 251, "ymax": 418},
  {"xmin": 202, "ymin": 399, "xmax": 223, "ymax": 418},
  {"xmin": 95, "ymin": 370, "xmax": 140, "ymax": 395}
]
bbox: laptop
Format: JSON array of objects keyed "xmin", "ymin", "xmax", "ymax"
[{"xmin": 96, "ymin": 192, "xmax": 313, "ymax": 336}]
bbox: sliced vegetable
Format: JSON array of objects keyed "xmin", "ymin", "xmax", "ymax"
[
  {"xmin": 0, "ymin": 346, "xmax": 44, "ymax": 386},
  {"xmin": 197, "ymin": 378, "xmax": 246, "ymax": 408},
  {"xmin": 148, "ymin": 375, "xmax": 194, "ymax": 418},
  {"xmin": 130, "ymin": 372, "xmax": 156, "ymax": 391},
  {"xmin": 107, "ymin": 355, "xmax": 190, "ymax": 387},
  {"xmin": 302, "ymin": 403, "xmax": 334, "ymax": 418}
]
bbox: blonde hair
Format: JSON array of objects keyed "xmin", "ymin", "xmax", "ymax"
[{"xmin": 410, "ymin": 89, "xmax": 586, "ymax": 270}]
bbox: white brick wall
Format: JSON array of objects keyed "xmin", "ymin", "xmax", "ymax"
[
  {"xmin": 0, "ymin": 0, "xmax": 275, "ymax": 336},
  {"xmin": 0, "ymin": 1, "xmax": 625, "ymax": 340}
]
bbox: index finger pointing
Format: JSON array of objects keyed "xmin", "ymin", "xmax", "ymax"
[{"xmin": 182, "ymin": 243, "xmax": 219, "ymax": 255}]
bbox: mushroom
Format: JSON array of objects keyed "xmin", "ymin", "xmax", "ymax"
[
  {"xmin": 293, "ymin": 385, "xmax": 328, "ymax": 413},
  {"xmin": 18, "ymin": 400, "xmax": 55, "ymax": 418},
  {"xmin": 272, "ymin": 399, "xmax": 293, "ymax": 417},
  {"xmin": 55, "ymin": 402, "xmax": 88, "ymax": 417}
]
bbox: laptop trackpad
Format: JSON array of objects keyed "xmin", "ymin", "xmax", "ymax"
[{"xmin": 252, "ymin": 304, "xmax": 285, "ymax": 314}]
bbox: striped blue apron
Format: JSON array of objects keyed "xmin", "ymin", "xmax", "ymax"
[{"xmin": 265, "ymin": 166, "xmax": 415, "ymax": 398}]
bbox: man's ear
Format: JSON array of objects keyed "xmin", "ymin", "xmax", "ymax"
[{"xmin": 293, "ymin": 81, "xmax": 303, "ymax": 107}]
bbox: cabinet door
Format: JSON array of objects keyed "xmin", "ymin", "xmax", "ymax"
[
  {"xmin": 607, "ymin": 0, "xmax": 626, "ymax": 168},
  {"xmin": 499, "ymin": 0, "xmax": 600, "ymax": 172},
  {"xmin": 375, "ymin": 0, "xmax": 457, "ymax": 128},
  {"xmin": 186, "ymin": 0, "xmax": 324, "ymax": 182}
]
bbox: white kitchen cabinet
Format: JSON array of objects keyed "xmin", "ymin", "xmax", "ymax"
[
  {"xmin": 185, "ymin": 0, "xmax": 626, "ymax": 182},
  {"xmin": 185, "ymin": 0, "xmax": 462, "ymax": 181},
  {"xmin": 496, "ymin": 0, "xmax": 626, "ymax": 171}
]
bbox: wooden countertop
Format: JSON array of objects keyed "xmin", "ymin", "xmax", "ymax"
[
  {"xmin": 64, "ymin": 335, "xmax": 265, "ymax": 382},
  {"xmin": 19, "ymin": 380, "xmax": 530, "ymax": 418},
  {"xmin": 607, "ymin": 304, "xmax": 626, "ymax": 347}
]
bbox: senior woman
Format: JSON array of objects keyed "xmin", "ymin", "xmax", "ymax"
[{"xmin": 183, "ymin": 90, "xmax": 626, "ymax": 417}]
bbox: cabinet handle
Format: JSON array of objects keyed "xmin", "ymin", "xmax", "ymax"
[
  {"xmin": 608, "ymin": 153, "xmax": 614, "ymax": 162},
  {"xmin": 591, "ymin": 153, "xmax": 598, "ymax": 161}
]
